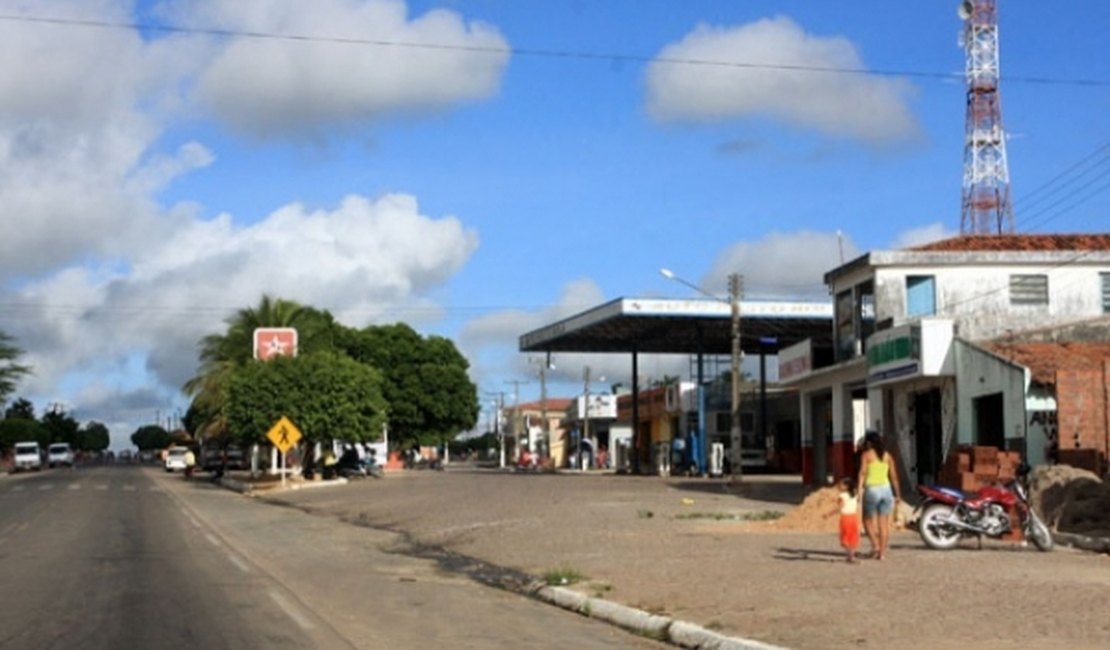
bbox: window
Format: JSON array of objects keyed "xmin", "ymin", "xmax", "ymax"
[
  {"xmin": 1010, "ymin": 274, "xmax": 1048, "ymax": 306},
  {"xmin": 1102, "ymin": 273, "xmax": 1110, "ymax": 314},
  {"xmin": 905, "ymin": 275, "xmax": 936, "ymax": 317}
]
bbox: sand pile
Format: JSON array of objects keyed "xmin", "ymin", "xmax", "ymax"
[
  {"xmin": 1030, "ymin": 465, "xmax": 1110, "ymax": 538},
  {"xmin": 767, "ymin": 486, "xmax": 840, "ymax": 532},
  {"xmin": 760, "ymin": 486, "xmax": 913, "ymax": 533}
]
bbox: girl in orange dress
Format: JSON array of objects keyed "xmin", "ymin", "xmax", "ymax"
[{"xmin": 833, "ymin": 476, "xmax": 861, "ymax": 563}]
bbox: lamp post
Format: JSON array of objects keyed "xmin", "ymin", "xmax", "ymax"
[{"xmin": 660, "ymin": 268, "xmax": 744, "ymax": 482}]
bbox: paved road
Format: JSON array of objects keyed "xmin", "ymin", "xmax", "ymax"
[
  {"xmin": 0, "ymin": 465, "xmax": 343, "ymax": 649},
  {"xmin": 0, "ymin": 465, "xmax": 662, "ymax": 650}
]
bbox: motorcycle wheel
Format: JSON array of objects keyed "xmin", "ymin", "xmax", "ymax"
[
  {"xmin": 1026, "ymin": 513, "xmax": 1054, "ymax": 552},
  {"xmin": 919, "ymin": 503, "xmax": 962, "ymax": 550}
]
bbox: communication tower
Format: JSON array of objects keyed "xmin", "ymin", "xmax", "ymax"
[{"xmin": 958, "ymin": 0, "xmax": 1014, "ymax": 235}]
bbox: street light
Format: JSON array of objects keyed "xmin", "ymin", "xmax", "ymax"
[{"xmin": 659, "ymin": 267, "xmax": 744, "ymax": 482}]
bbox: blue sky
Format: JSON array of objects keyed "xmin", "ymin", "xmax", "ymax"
[{"xmin": 1, "ymin": 1, "xmax": 1107, "ymax": 447}]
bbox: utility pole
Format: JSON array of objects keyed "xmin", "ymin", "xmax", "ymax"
[
  {"xmin": 729, "ymin": 273, "xmax": 744, "ymax": 483},
  {"xmin": 504, "ymin": 379, "xmax": 529, "ymax": 461},
  {"xmin": 530, "ymin": 355, "xmax": 554, "ymax": 460},
  {"xmin": 483, "ymin": 391, "xmax": 507, "ymax": 468},
  {"xmin": 582, "ymin": 365, "xmax": 591, "ymax": 470}
]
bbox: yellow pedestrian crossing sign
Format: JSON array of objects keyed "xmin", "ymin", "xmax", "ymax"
[{"xmin": 267, "ymin": 416, "xmax": 302, "ymax": 454}]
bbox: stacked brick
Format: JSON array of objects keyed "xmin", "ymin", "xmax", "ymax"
[
  {"xmin": 938, "ymin": 445, "xmax": 1023, "ymax": 492},
  {"xmin": 938, "ymin": 445, "xmax": 1026, "ymax": 541}
]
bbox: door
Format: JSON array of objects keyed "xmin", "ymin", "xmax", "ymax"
[
  {"xmin": 913, "ymin": 389, "xmax": 943, "ymax": 485},
  {"xmin": 974, "ymin": 393, "xmax": 1005, "ymax": 448}
]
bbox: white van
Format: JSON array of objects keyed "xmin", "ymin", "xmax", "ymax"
[
  {"xmin": 12, "ymin": 441, "xmax": 43, "ymax": 473},
  {"xmin": 48, "ymin": 442, "xmax": 75, "ymax": 468}
]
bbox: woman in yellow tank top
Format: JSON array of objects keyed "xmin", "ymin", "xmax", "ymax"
[{"xmin": 856, "ymin": 431, "xmax": 902, "ymax": 560}]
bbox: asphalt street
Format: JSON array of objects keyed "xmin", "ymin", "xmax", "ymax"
[{"xmin": 0, "ymin": 465, "xmax": 663, "ymax": 650}]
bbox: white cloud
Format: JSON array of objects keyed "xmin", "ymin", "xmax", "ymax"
[
  {"xmin": 645, "ymin": 16, "xmax": 919, "ymax": 145},
  {"xmin": 888, "ymin": 222, "xmax": 955, "ymax": 249},
  {"xmin": 702, "ymin": 230, "xmax": 857, "ymax": 300},
  {"xmin": 0, "ymin": 1, "xmax": 208, "ymax": 278},
  {"xmin": 179, "ymin": 0, "xmax": 511, "ymax": 136},
  {"xmin": 8, "ymin": 192, "xmax": 478, "ymax": 396}
]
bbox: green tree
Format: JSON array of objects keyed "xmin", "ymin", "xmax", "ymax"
[
  {"xmin": 183, "ymin": 296, "xmax": 341, "ymax": 437},
  {"xmin": 0, "ymin": 331, "xmax": 31, "ymax": 407},
  {"xmin": 225, "ymin": 352, "xmax": 387, "ymax": 450},
  {"xmin": 42, "ymin": 409, "xmax": 80, "ymax": 445},
  {"xmin": 4, "ymin": 397, "xmax": 35, "ymax": 420},
  {"xmin": 0, "ymin": 418, "xmax": 48, "ymax": 449},
  {"xmin": 78, "ymin": 422, "xmax": 111, "ymax": 453},
  {"xmin": 338, "ymin": 324, "xmax": 478, "ymax": 448},
  {"xmin": 131, "ymin": 425, "xmax": 172, "ymax": 451}
]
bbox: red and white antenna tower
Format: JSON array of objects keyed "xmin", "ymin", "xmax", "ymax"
[{"xmin": 958, "ymin": 0, "xmax": 1014, "ymax": 235}]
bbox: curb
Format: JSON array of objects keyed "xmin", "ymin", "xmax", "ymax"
[
  {"xmin": 531, "ymin": 585, "xmax": 787, "ymax": 650},
  {"xmin": 216, "ymin": 475, "xmax": 348, "ymax": 496},
  {"xmin": 1054, "ymin": 531, "xmax": 1110, "ymax": 553}
]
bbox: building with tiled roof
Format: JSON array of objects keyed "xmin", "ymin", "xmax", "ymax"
[{"xmin": 782, "ymin": 233, "xmax": 1110, "ymax": 486}]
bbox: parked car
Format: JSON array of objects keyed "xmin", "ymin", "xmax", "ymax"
[
  {"xmin": 47, "ymin": 442, "xmax": 75, "ymax": 468},
  {"xmin": 12, "ymin": 441, "xmax": 43, "ymax": 473},
  {"xmin": 164, "ymin": 447, "xmax": 189, "ymax": 472}
]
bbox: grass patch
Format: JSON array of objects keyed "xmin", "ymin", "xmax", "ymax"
[
  {"xmin": 637, "ymin": 509, "xmax": 654, "ymax": 519},
  {"xmin": 543, "ymin": 566, "xmax": 586, "ymax": 586},
  {"xmin": 590, "ymin": 581, "xmax": 613, "ymax": 598}
]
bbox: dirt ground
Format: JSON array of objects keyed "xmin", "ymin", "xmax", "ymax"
[{"xmin": 265, "ymin": 468, "xmax": 1110, "ymax": 650}]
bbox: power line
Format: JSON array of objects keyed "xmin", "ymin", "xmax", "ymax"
[
  {"xmin": 1013, "ymin": 140, "xmax": 1110, "ymax": 230},
  {"xmin": 1, "ymin": 12, "xmax": 1109, "ymax": 88}
]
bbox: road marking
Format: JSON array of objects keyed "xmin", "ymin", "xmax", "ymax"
[
  {"xmin": 38, "ymin": 484, "xmax": 54, "ymax": 491},
  {"xmin": 68, "ymin": 483, "xmax": 81, "ymax": 490},
  {"xmin": 11, "ymin": 485, "xmax": 24, "ymax": 492},
  {"xmin": 122, "ymin": 485, "xmax": 137, "ymax": 491},
  {"xmin": 96, "ymin": 485, "xmax": 109, "ymax": 491},
  {"xmin": 226, "ymin": 553, "xmax": 250, "ymax": 573},
  {"xmin": 269, "ymin": 591, "xmax": 315, "ymax": 631},
  {"xmin": 205, "ymin": 533, "xmax": 222, "ymax": 548}
]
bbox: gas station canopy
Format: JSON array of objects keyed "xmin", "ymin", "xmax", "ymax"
[{"xmin": 519, "ymin": 298, "xmax": 834, "ymax": 355}]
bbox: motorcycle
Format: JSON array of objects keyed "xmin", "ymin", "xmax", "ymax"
[{"xmin": 915, "ymin": 462, "xmax": 1053, "ymax": 552}]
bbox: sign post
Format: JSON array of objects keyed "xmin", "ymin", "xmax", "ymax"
[{"xmin": 266, "ymin": 416, "xmax": 303, "ymax": 488}]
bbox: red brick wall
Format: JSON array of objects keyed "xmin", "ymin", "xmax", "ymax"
[{"xmin": 1055, "ymin": 362, "xmax": 1108, "ymax": 468}]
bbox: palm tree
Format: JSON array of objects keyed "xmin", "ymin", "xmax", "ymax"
[
  {"xmin": 183, "ymin": 296, "xmax": 316, "ymax": 437},
  {"xmin": 0, "ymin": 330, "xmax": 31, "ymax": 407}
]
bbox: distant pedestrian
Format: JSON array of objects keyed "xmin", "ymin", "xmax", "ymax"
[
  {"xmin": 857, "ymin": 431, "xmax": 902, "ymax": 561},
  {"xmin": 184, "ymin": 448, "xmax": 196, "ymax": 480},
  {"xmin": 828, "ymin": 476, "xmax": 860, "ymax": 563}
]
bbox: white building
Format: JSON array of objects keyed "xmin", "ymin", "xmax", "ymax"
[{"xmin": 780, "ymin": 234, "xmax": 1110, "ymax": 487}]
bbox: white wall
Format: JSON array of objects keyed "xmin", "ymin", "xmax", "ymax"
[{"xmin": 874, "ymin": 263, "xmax": 1108, "ymax": 341}]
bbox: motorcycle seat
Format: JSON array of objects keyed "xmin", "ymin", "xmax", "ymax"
[{"xmin": 936, "ymin": 486, "xmax": 968, "ymax": 500}]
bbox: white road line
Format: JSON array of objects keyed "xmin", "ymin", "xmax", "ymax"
[
  {"xmin": 122, "ymin": 485, "xmax": 136, "ymax": 491},
  {"xmin": 205, "ymin": 533, "xmax": 222, "ymax": 548},
  {"xmin": 12, "ymin": 485, "xmax": 25, "ymax": 492},
  {"xmin": 68, "ymin": 483, "xmax": 81, "ymax": 490},
  {"xmin": 38, "ymin": 484, "xmax": 54, "ymax": 491},
  {"xmin": 269, "ymin": 591, "xmax": 315, "ymax": 631},
  {"xmin": 96, "ymin": 485, "xmax": 109, "ymax": 491},
  {"xmin": 226, "ymin": 553, "xmax": 250, "ymax": 573}
]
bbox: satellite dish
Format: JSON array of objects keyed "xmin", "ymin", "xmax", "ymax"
[{"xmin": 957, "ymin": 1, "xmax": 973, "ymax": 20}]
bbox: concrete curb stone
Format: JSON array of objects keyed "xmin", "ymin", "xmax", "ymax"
[
  {"xmin": 216, "ymin": 475, "xmax": 347, "ymax": 496},
  {"xmin": 533, "ymin": 585, "xmax": 787, "ymax": 649}
]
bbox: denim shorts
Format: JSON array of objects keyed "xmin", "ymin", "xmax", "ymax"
[{"xmin": 863, "ymin": 485, "xmax": 894, "ymax": 517}]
